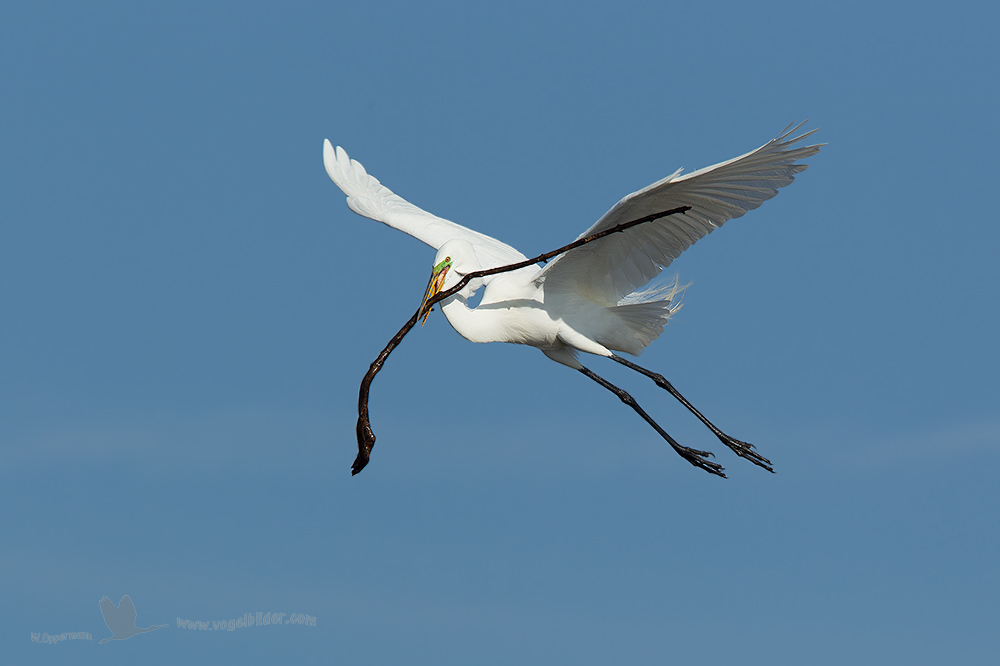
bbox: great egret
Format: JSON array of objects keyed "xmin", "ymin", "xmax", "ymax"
[{"xmin": 324, "ymin": 123, "xmax": 821, "ymax": 477}]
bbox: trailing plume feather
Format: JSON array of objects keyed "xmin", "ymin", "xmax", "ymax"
[{"xmin": 603, "ymin": 276, "xmax": 687, "ymax": 354}]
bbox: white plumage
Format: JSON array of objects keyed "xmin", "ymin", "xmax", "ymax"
[
  {"xmin": 324, "ymin": 123, "xmax": 820, "ymax": 365},
  {"xmin": 323, "ymin": 140, "xmax": 527, "ymax": 271},
  {"xmin": 325, "ymin": 124, "xmax": 821, "ymax": 475},
  {"xmin": 536, "ymin": 123, "xmax": 821, "ymax": 304}
]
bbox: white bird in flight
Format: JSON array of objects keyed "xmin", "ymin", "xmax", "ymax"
[{"xmin": 324, "ymin": 123, "xmax": 821, "ymax": 477}]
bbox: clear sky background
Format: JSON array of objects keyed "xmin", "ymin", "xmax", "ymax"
[{"xmin": 3, "ymin": 1, "xmax": 998, "ymax": 664}]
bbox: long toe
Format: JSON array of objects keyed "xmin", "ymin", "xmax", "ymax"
[
  {"xmin": 718, "ymin": 435, "xmax": 773, "ymax": 472},
  {"xmin": 676, "ymin": 446, "xmax": 727, "ymax": 478}
]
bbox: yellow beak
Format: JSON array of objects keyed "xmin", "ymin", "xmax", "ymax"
[{"xmin": 417, "ymin": 256, "xmax": 452, "ymax": 326}]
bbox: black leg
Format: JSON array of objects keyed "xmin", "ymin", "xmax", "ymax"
[
  {"xmin": 609, "ymin": 354, "xmax": 773, "ymax": 472},
  {"xmin": 578, "ymin": 366, "xmax": 726, "ymax": 478}
]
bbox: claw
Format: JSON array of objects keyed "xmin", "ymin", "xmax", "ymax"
[
  {"xmin": 677, "ymin": 446, "xmax": 727, "ymax": 478},
  {"xmin": 717, "ymin": 434, "xmax": 773, "ymax": 472},
  {"xmin": 609, "ymin": 354, "xmax": 775, "ymax": 473}
]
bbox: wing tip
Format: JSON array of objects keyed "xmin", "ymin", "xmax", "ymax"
[
  {"xmin": 322, "ymin": 139, "xmax": 338, "ymax": 181},
  {"xmin": 775, "ymin": 121, "xmax": 823, "ymax": 149},
  {"xmin": 323, "ymin": 142, "xmax": 375, "ymax": 192}
]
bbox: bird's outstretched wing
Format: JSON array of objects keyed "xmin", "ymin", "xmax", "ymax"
[
  {"xmin": 118, "ymin": 595, "xmax": 137, "ymax": 623},
  {"xmin": 324, "ymin": 141, "xmax": 527, "ymax": 271},
  {"xmin": 99, "ymin": 596, "xmax": 117, "ymax": 624},
  {"xmin": 536, "ymin": 123, "xmax": 823, "ymax": 305}
]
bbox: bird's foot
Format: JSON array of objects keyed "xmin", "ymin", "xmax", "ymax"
[
  {"xmin": 716, "ymin": 433, "xmax": 773, "ymax": 472},
  {"xmin": 674, "ymin": 444, "xmax": 727, "ymax": 478}
]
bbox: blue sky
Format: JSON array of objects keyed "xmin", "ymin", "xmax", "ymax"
[{"xmin": 3, "ymin": 1, "xmax": 998, "ymax": 664}]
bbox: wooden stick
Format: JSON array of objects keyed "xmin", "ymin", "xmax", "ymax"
[{"xmin": 352, "ymin": 205, "xmax": 692, "ymax": 475}]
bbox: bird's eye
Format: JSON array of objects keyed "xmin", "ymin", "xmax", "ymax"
[{"xmin": 445, "ymin": 256, "xmax": 451, "ymax": 262}]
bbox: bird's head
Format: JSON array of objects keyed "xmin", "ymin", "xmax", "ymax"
[{"xmin": 418, "ymin": 239, "xmax": 480, "ymax": 325}]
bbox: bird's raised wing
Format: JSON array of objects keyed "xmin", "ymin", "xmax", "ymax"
[
  {"xmin": 536, "ymin": 123, "xmax": 823, "ymax": 305},
  {"xmin": 119, "ymin": 596, "xmax": 137, "ymax": 622},
  {"xmin": 99, "ymin": 596, "xmax": 117, "ymax": 623},
  {"xmin": 324, "ymin": 141, "xmax": 527, "ymax": 271}
]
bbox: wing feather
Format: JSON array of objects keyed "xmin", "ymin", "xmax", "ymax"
[
  {"xmin": 535, "ymin": 123, "xmax": 822, "ymax": 305},
  {"xmin": 323, "ymin": 141, "xmax": 526, "ymax": 270}
]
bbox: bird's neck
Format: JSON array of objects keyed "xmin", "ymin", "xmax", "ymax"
[{"xmin": 439, "ymin": 293, "xmax": 506, "ymax": 344}]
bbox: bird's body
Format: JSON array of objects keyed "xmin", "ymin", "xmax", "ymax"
[
  {"xmin": 430, "ymin": 245, "xmax": 680, "ymax": 367},
  {"xmin": 325, "ymin": 124, "xmax": 821, "ymax": 476}
]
